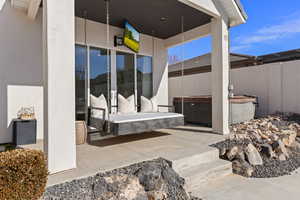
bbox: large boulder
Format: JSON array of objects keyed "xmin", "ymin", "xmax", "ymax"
[
  {"xmin": 226, "ymin": 146, "xmax": 239, "ymax": 161},
  {"xmin": 136, "ymin": 163, "xmax": 163, "ymax": 191},
  {"xmin": 232, "ymin": 158, "xmax": 254, "ymax": 177},
  {"xmin": 245, "ymin": 143, "xmax": 263, "ymax": 166},
  {"xmin": 280, "ymin": 130, "xmax": 297, "ymax": 147},
  {"xmin": 43, "ymin": 158, "xmax": 193, "ymax": 200},
  {"xmin": 289, "ymin": 123, "xmax": 300, "ymax": 137},
  {"xmin": 290, "ymin": 141, "xmax": 300, "ymax": 152},
  {"xmin": 260, "ymin": 143, "xmax": 276, "ymax": 158},
  {"xmin": 94, "ymin": 175, "xmax": 148, "ymax": 200},
  {"xmin": 272, "ymin": 140, "xmax": 289, "ymax": 158}
]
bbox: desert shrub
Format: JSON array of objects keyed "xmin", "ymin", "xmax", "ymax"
[{"xmin": 0, "ymin": 149, "xmax": 48, "ymax": 200}]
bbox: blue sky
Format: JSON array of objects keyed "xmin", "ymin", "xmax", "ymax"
[{"xmin": 169, "ymin": 0, "xmax": 300, "ymax": 61}]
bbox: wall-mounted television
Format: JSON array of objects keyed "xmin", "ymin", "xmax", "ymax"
[{"xmin": 123, "ymin": 21, "xmax": 140, "ymax": 53}]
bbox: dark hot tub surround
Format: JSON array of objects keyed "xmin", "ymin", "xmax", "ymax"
[{"xmin": 174, "ymin": 95, "xmax": 257, "ymax": 125}]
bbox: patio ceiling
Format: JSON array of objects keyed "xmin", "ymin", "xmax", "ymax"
[{"xmin": 75, "ymin": 0, "xmax": 212, "ymax": 39}]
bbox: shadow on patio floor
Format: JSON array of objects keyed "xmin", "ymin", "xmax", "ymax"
[
  {"xmin": 88, "ymin": 131, "xmax": 171, "ymax": 147},
  {"xmin": 170, "ymin": 127, "xmax": 215, "ymax": 134}
]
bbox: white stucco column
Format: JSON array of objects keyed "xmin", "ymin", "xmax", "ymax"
[
  {"xmin": 43, "ymin": 0, "xmax": 76, "ymax": 173},
  {"xmin": 211, "ymin": 18, "xmax": 230, "ymax": 135}
]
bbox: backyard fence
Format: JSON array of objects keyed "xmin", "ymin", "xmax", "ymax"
[{"xmin": 169, "ymin": 59, "xmax": 300, "ymax": 117}]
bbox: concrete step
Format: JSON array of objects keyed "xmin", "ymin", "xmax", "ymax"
[
  {"xmin": 179, "ymin": 159, "xmax": 232, "ymax": 192},
  {"xmin": 173, "ymin": 147, "xmax": 220, "ymax": 172}
]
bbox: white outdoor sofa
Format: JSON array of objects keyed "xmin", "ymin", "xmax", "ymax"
[{"xmin": 89, "ymin": 107, "xmax": 184, "ymax": 136}]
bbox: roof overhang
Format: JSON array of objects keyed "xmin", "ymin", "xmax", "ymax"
[
  {"xmin": 9, "ymin": 0, "xmax": 247, "ymax": 38},
  {"xmin": 11, "ymin": 0, "xmax": 41, "ymax": 20},
  {"xmin": 75, "ymin": 0, "xmax": 213, "ymax": 39},
  {"xmin": 216, "ymin": 0, "xmax": 247, "ymax": 27}
]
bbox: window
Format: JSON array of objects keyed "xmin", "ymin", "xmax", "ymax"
[
  {"xmin": 137, "ymin": 55, "xmax": 153, "ymax": 106},
  {"xmin": 89, "ymin": 47, "xmax": 110, "ymax": 99},
  {"xmin": 75, "ymin": 45, "xmax": 87, "ymax": 120},
  {"xmin": 116, "ymin": 51, "xmax": 135, "ymax": 98},
  {"xmin": 75, "ymin": 46, "xmax": 153, "ymax": 118}
]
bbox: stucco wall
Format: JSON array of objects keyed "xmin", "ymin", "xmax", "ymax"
[
  {"xmin": 0, "ymin": 4, "xmax": 169, "ymax": 143},
  {"xmin": 0, "ymin": 2, "xmax": 43, "ymax": 143},
  {"xmin": 169, "ymin": 60, "xmax": 300, "ymax": 116}
]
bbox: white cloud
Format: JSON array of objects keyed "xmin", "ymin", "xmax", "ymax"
[
  {"xmin": 233, "ymin": 14, "xmax": 300, "ymax": 48},
  {"xmin": 231, "ymin": 44, "xmax": 251, "ymax": 52},
  {"xmin": 239, "ymin": 35, "xmax": 282, "ymax": 45},
  {"xmin": 258, "ymin": 19, "xmax": 300, "ymax": 35}
]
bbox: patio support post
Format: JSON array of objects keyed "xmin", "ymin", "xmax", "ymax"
[
  {"xmin": 43, "ymin": 0, "xmax": 76, "ymax": 173},
  {"xmin": 211, "ymin": 18, "xmax": 230, "ymax": 135}
]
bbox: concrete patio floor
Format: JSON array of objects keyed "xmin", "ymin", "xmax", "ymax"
[
  {"xmin": 194, "ymin": 169, "xmax": 300, "ymax": 200},
  {"xmin": 27, "ymin": 125, "xmax": 224, "ymax": 186}
]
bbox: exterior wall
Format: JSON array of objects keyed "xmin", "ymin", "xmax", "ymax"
[
  {"xmin": 0, "ymin": 4, "xmax": 168, "ymax": 143},
  {"xmin": 169, "ymin": 60, "xmax": 300, "ymax": 116},
  {"xmin": 0, "ymin": 2, "xmax": 43, "ymax": 144}
]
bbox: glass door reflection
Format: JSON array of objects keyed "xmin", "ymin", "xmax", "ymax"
[
  {"xmin": 116, "ymin": 51, "xmax": 135, "ymax": 98},
  {"xmin": 89, "ymin": 47, "xmax": 110, "ymax": 101},
  {"xmin": 75, "ymin": 45, "xmax": 88, "ymax": 120}
]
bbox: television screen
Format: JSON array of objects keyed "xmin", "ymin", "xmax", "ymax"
[{"xmin": 124, "ymin": 21, "xmax": 140, "ymax": 53}]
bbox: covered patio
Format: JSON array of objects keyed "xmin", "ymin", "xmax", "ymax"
[
  {"xmin": 8, "ymin": 0, "xmax": 247, "ymax": 174},
  {"xmin": 24, "ymin": 126, "xmax": 224, "ymax": 187}
]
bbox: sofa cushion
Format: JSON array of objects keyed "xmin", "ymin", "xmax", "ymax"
[
  {"xmin": 90, "ymin": 94, "xmax": 108, "ymax": 119},
  {"xmin": 118, "ymin": 94, "xmax": 136, "ymax": 114},
  {"xmin": 140, "ymin": 96, "xmax": 158, "ymax": 112}
]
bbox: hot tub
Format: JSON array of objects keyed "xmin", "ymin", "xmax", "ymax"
[{"xmin": 173, "ymin": 95, "xmax": 257, "ymax": 125}]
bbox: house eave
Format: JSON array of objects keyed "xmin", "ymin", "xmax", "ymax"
[
  {"xmin": 216, "ymin": 0, "xmax": 247, "ymax": 27},
  {"xmin": 11, "ymin": 0, "xmax": 41, "ymax": 20},
  {"xmin": 234, "ymin": 0, "xmax": 248, "ymax": 21}
]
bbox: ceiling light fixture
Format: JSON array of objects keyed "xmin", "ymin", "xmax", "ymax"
[{"xmin": 160, "ymin": 17, "xmax": 167, "ymax": 22}]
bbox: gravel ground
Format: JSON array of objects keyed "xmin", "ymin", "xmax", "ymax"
[
  {"xmin": 252, "ymin": 151, "xmax": 300, "ymax": 178},
  {"xmin": 211, "ymin": 139, "xmax": 300, "ymax": 178}
]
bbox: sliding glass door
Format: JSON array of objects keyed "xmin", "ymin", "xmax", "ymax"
[
  {"xmin": 75, "ymin": 45, "xmax": 153, "ymax": 121},
  {"xmin": 89, "ymin": 47, "xmax": 110, "ymax": 99},
  {"xmin": 75, "ymin": 45, "xmax": 88, "ymax": 120},
  {"xmin": 137, "ymin": 55, "xmax": 153, "ymax": 106},
  {"xmin": 116, "ymin": 51, "xmax": 135, "ymax": 98}
]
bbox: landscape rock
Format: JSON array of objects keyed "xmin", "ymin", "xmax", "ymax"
[
  {"xmin": 219, "ymin": 147, "xmax": 227, "ymax": 157},
  {"xmin": 94, "ymin": 174, "xmax": 148, "ymax": 200},
  {"xmin": 213, "ymin": 113, "xmax": 300, "ymax": 178},
  {"xmin": 43, "ymin": 158, "xmax": 195, "ymax": 200},
  {"xmin": 236, "ymin": 151, "xmax": 246, "ymax": 161},
  {"xmin": 290, "ymin": 141, "xmax": 300, "ymax": 152},
  {"xmin": 136, "ymin": 163, "xmax": 163, "ymax": 191},
  {"xmin": 278, "ymin": 153, "xmax": 287, "ymax": 161},
  {"xmin": 280, "ymin": 130, "xmax": 297, "ymax": 147},
  {"xmin": 289, "ymin": 123, "xmax": 300, "ymax": 137},
  {"xmin": 272, "ymin": 140, "xmax": 289, "ymax": 158},
  {"xmin": 226, "ymin": 146, "xmax": 239, "ymax": 161},
  {"xmin": 245, "ymin": 143, "xmax": 263, "ymax": 166},
  {"xmin": 260, "ymin": 144, "xmax": 276, "ymax": 158},
  {"xmin": 232, "ymin": 158, "xmax": 254, "ymax": 177}
]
